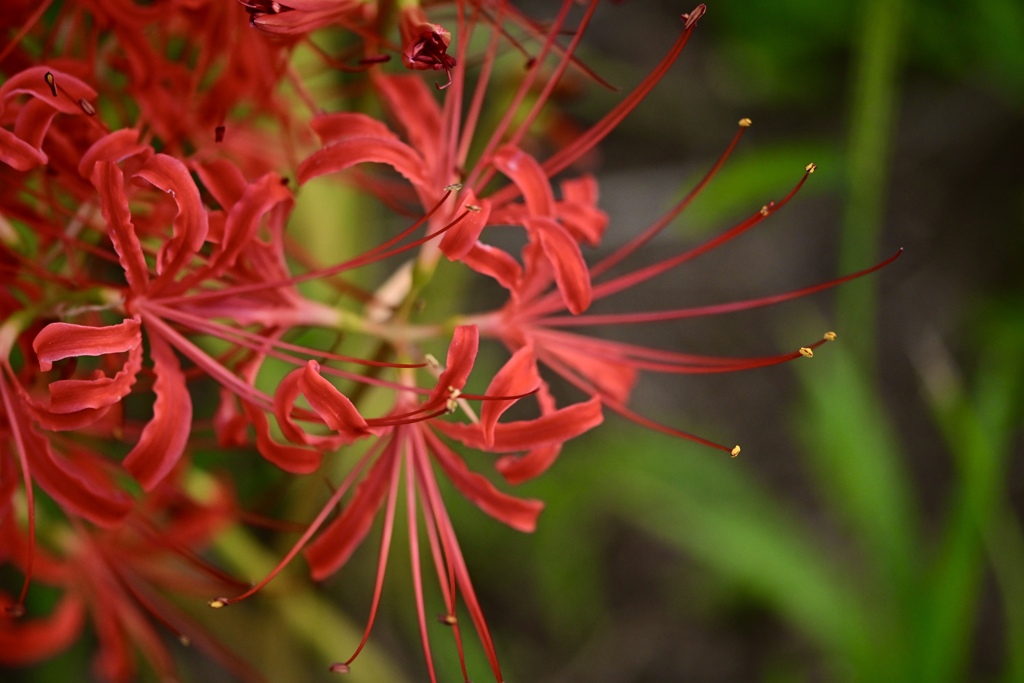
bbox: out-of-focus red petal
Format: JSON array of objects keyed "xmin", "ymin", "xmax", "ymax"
[
  {"xmin": 27, "ymin": 427, "xmax": 135, "ymax": 527},
  {"xmin": 297, "ymin": 136, "xmax": 426, "ymax": 190},
  {"xmin": 435, "ymin": 396, "xmax": 603, "ymax": 452},
  {"xmin": 304, "ymin": 452, "xmax": 398, "ymax": 580},
  {"xmin": 310, "ymin": 112, "xmax": 400, "ymax": 146},
  {"xmin": 92, "ymin": 161, "xmax": 150, "ymax": 292},
  {"xmin": 0, "ymin": 126, "xmax": 45, "ymax": 170},
  {"xmin": 557, "ymin": 175, "xmax": 607, "ymax": 246},
  {"xmin": 122, "ymin": 331, "xmax": 191, "ymax": 490},
  {"xmin": 459, "ymin": 242, "xmax": 522, "ymax": 292},
  {"xmin": 298, "ymin": 361, "xmax": 372, "ymax": 441},
  {"xmin": 0, "ymin": 594, "xmax": 85, "ymax": 664},
  {"xmin": 528, "ymin": 216, "xmax": 592, "ymax": 315},
  {"xmin": 373, "ymin": 75, "xmax": 443, "ymax": 169},
  {"xmin": 496, "ymin": 444, "xmax": 562, "ymax": 485},
  {"xmin": 78, "ymin": 129, "xmax": 151, "ymax": 179},
  {"xmin": 439, "ymin": 192, "xmax": 491, "ymax": 260},
  {"xmin": 423, "ymin": 429, "xmax": 543, "ymax": 532},
  {"xmin": 492, "ymin": 145, "xmax": 555, "ymax": 217},
  {"xmin": 479, "ymin": 344, "xmax": 540, "ymax": 446},
  {"xmin": 192, "ymin": 158, "xmax": 248, "ymax": 210},
  {"xmin": 0, "ymin": 66, "xmax": 97, "ymax": 115},
  {"xmin": 539, "ymin": 340, "xmax": 639, "ymax": 404}
]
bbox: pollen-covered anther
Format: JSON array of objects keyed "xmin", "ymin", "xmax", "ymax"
[
  {"xmin": 739, "ymin": 117, "xmax": 752, "ymax": 127},
  {"xmin": 424, "ymin": 353, "xmax": 441, "ymax": 371},
  {"xmin": 759, "ymin": 205, "xmax": 770, "ymax": 217},
  {"xmin": 465, "ymin": 204, "xmax": 481, "ymax": 212},
  {"xmin": 328, "ymin": 663, "xmax": 351, "ymax": 674},
  {"xmin": 446, "ymin": 387, "xmax": 462, "ymax": 413},
  {"xmin": 824, "ymin": 331, "xmax": 837, "ymax": 341},
  {"xmin": 437, "ymin": 612, "xmax": 458, "ymax": 626},
  {"xmin": 799, "ymin": 347, "xmax": 814, "ymax": 358},
  {"xmin": 44, "ymin": 71, "xmax": 57, "ymax": 96},
  {"xmin": 805, "ymin": 162, "xmax": 817, "ymax": 174},
  {"xmin": 444, "ymin": 183, "xmax": 463, "ymax": 192},
  {"xmin": 681, "ymin": 4, "xmax": 707, "ymax": 30},
  {"xmin": 207, "ymin": 597, "xmax": 230, "ymax": 609},
  {"xmin": 79, "ymin": 99, "xmax": 96, "ymax": 116},
  {"xmin": 731, "ymin": 445, "xmax": 741, "ymax": 458},
  {"xmin": 178, "ymin": 635, "xmax": 191, "ymax": 647}
]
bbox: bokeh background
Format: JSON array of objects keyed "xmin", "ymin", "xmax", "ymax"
[{"xmin": 9, "ymin": 1, "xmax": 1024, "ymax": 681}]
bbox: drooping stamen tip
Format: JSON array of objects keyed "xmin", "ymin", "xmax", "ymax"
[
  {"xmin": 730, "ymin": 445, "xmax": 741, "ymax": 458},
  {"xmin": 208, "ymin": 597, "xmax": 230, "ymax": 609},
  {"xmin": 329, "ymin": 663, "xmax": 351, "ymax": 674},
  {"xmin": 739, "ymin": 117, "xmax": 752, "ymax": 127},
  {"xmin": 805, "ymin": 162, "xmax": 817, "ymax": 174},
  {"xmin": 823, "ymin": 331, "xmax": 837, "ymax": 341},
  {"xmin": 437, "ymin": 612, "xmax": 458, "ymax": 626},
  {"xmin": 682, "ymin": 4, "xmax": 707, "ymax": 30},
  {"xmin": 798, "ymin": 347, "xmax": 814, "ymax": 358},
  {"xmin": 79, "ymin": 99, "xmax": 96, "ymax": 116},
  {"xmin": 44, "ymin": 71, "xmax": 57, "ymax": 96}
]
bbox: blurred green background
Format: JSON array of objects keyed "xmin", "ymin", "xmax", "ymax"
[{"xmin": 12, "ymin": 0, "xmax": 1024, "ymax": 681}]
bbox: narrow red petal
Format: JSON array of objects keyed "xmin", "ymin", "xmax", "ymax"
[
  {"xmin": 439, "ymin": 193, "xmax": 491, "ymax": 260},
  {"xmin": 479, "ymin": 344, "xmax": 540, "ymax": 446},
  {"xmin": 436, "ymin": 396, "xmax": 603, "ymax": 452},
  {"xmin": 304, "ymin": 452, "xmax": 399, "ymax": 581},
  {"xmin": 46, "ymin": 343, "xmax": 142, "ymax": 414},
  {"xmin": 529, "ymin": 216, "xmax": 592, "ymax": 315},
  {"xmin": 0, "ymin": 595, "xmax": 85, "ymax": 664},
  {"xmin": 496, "ymin": 444, "xmax": 562, "ymax": 485},
  {"xmin": 423, "ymin": 429, "xmax": 543, "ymax": 532},
  {"xmin": 122, "ymin": 331, "xmax": 191, "ymax": 490},
  {"xmin": 92, "ymin": 161, "xmax": 150, "ymax": 292},
  {"xmin": 299, "ymin": 361, "xmax": 372, "ymax": 440},
  {"xmin": 33, "ymin": 318, "xmax": 142, "ymax": 372},
  {"xmin": 492, "ymin": 145, "xmax": 554, "ymax": 217}
]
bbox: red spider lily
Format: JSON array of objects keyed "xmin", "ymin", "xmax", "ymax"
[
  {"xmin": 465, "ymin": 124, "xmax": 903, "ymax": 467},
  {"xmin": 207, "ymin": 325, "xmax": 600, "ymax": 681},
  {"xmin": 399, "ymin": 5, "xmax": 457, "ymax": 89},
  {"xmin": 0, "ymin": 472, "xmax": 259, "ymax": 682}
]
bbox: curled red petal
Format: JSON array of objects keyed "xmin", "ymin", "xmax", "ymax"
[
  {"xmin": 496, "ymin": 444, "xmax": 562, "ymax": 486},
  {"xmin": 492, "ymin": 145, "xmax": 555, "ymax": 217},
  {"xmin": 373, "ymin": 75, "xmax": 443, "ymax": 168},
  {"xmin": 297, "ymin": 136, "xmax": 426, "ymax": 191},
  {"xmin": 439, "ymin": 193, "xmax": 491, "ymax": 260},
  {"xmin": 557, "ymin": 175, "xmax": 608, "ymax": 246},
  {"xmin": 0, "ymin": 66, "xmax": 97, "ymax": 116},
  {"xmin": 479, "ymin": 344, "xmax": 540, "ymax": 446},
  {"xmin": 92, "ymin": 161, "xmax": 149, "ymax": 292},
  {"xmin": 122, "ymin": 331, "xmax": 191, "ymax": 490},
  {"xmin": 310, "ymin": 112, "xmax": 400, "ymax": 146},
  {"xmin": 528, "ymin": 216, "xmax": 592, "ymax": 315},
  {"xmin": 459, "ymin": 242, "xmax": 522, "ymax": 292},
  {"xmin": 0, "ymin": 126, "xmax": 46, "ymax": 170},
  {"xmin": 46, "ymin": 343, "xmax": 142, "ymax": 414},
  {"xmin": 133, "ymin": 154, "xmax": 209, "ymax": 283},
  {"xmin": 423, "ymin": 429, "xmax": 543, "ymax": 532},
  {"xmin": 34, "ymin": 318, "xmax": 142, "ymax": 372},
  {"xmin": 78, "ymin": 129, "xmax": 151, "ymax": 179},
  {"xmin": 298, "ymin": 361, "xmax": 371, "ymax": 440},
  {"xmin": 427, "ymin": 325, "xmax": 479, "ymax": 409},
  {"xmin": 244, "ymin": 400, "xmax": 324, "ymax": 474},
  {"xmin": 435, "ymin": 396, "xmax": 603, "ymax": 452}
]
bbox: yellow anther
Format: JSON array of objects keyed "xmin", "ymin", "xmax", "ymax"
[
  {"xmin": 424, "ymin": 353, "xmax": 441, "ymax": 370},
  {"xmin": 208, "ymin": 598, "xmax": 229, "ymax": 609},
  {"xmin": 805, "ymin": 162, "xmax": 817, "ymax": 174},
  {"xmin": 739, "ymin": 117, "xmax": 752, "ymax": 127},
  {"xmin": 799, "ymin": 347, "xmax": 814, "ymax": 358},
  {"xmin": 44, "ymin": 71, "xmax": 56, "ymax": 96},
  {"xmin": 446, "ymin": 387, "xmax": 462, "ymax": 413},
  {"xmin": 731, "ymin": 445, "xmax": 741, "ymax": 458},
  {"xmin": 444, "ymin": 183, "xmax": 463, "ymax": 192},
  {"xmin": 465, "ymin": 204, "xmax": 481, "ymax": 212},
  {"xmin": 759, "ymin": 205, "xmax": 770, "ymax": 217},
  {"xmin": 79, "ymin": 99, "xmax": 96, "ymax": 116},
  {"xmin": 823, "ymin": 331, "xmax": 837, "ymax": 341},
  {"xmin": 437, "ymin": 613, "xmax": 458, "ymax": 626},
  {"xmin": 179, "ymin": 635, "xmax": 191, "ymax": 646}
]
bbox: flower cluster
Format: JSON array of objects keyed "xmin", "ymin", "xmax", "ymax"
[{"xmin": 0, "ymin": 1, "xmax": 898, "ymax": 681}]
